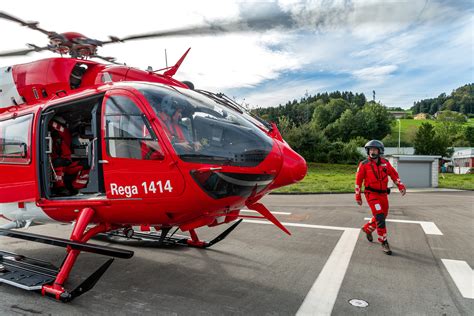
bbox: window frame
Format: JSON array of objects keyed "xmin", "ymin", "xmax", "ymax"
[
  {"xmin": 0, "ymin": 113, "xmax": 34, "ymax": 165},
  {"xmin": 103, "ymin": 94, "xmax": 163, "ymax": 160}
]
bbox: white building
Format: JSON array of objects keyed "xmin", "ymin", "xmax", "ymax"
[
  {"xmin": 452, "ymin": 148, "xmax": 474, "ymax": 174},
  {"xmin": 386, "ymin": 155, "xmax": 441, "ymax": 188}
]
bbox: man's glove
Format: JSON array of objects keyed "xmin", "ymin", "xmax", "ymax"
[
  {"xmin": 398, "ymin": 183, "xmax": 406, "ymax": 196},
  {"xmin": 355, "ymin": 185, "xmax": 362, "ymax": 205}
]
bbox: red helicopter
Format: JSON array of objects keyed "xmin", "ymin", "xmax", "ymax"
[{"xmin": 0, "ymin": 12, "xmax": 307, "ymax": 302}]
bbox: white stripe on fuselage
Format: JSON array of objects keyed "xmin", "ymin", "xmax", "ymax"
[
  {"xmin": 0, "ymin": 66, "xmax": 25, "ymax": 108},
  {"xmin": 0, "ymin": 202, "xmax": 54, "ymax": 223}
]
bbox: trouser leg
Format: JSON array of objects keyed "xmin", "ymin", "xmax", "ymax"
[
  {"xmin": 363, "ymin": 217, "xmax": 376, "ymax": 233},
  {"xmin": 365, "ymin": 193, "xmax": 389, "ymax": 243},
  {"xmin": 377, "ymin": 196, "xmax": 389, "ymax": 243}
]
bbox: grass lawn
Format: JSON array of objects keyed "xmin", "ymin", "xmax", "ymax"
[
  {"xmin": 388, "ymin": 118, "xmax": 474, "ymax": 145},
  {"xmin": 274, "ymin": 163, "xmax": 474, "ymax": 193},
  {"xmin": 439, "ymin": 173, "xmax": 474, "ymax": 190},
  {"xmin": 274, "ymin": 163, "xmax": 356, "ymax": 193},
  {"xmin": 389, "ymin": 119, "xmax": 436, "ymax": 145}
]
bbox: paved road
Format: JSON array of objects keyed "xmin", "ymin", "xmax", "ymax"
[{"xmin": 0, "ymin": 191, "xmax": 473, "ymax": 315}]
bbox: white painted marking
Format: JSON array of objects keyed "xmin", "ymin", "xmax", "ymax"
[
  {"xmin": 364, "ymin": 217, "xmax": 443, "ymax": 235},
  {"xmin": 240, "ymin": 210, "xmax": 292, "ymax": 215},
  {"xmin": 297, "ymin": 229, "xmax": 359, "ymax": 316},
  {"xmin": 0, "ymin": 66, "xmax": 25, "ymax": 107},
  {"xmin": 0, "ymin": 202, "xmax": 54, "ymax": 223},
  {"xmin": 244, "ymin": 219, "xmax": 360, "ymax": 315},
  {"xmin": 441, "ymin": 259, "xmax": 474, "ymax": 299},
  {"xmin": 244, "ymin": 219, "xmax": 352, "ymax": 231}
]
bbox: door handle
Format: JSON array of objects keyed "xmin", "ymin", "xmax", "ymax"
[{"xmin": 98, "ymin": 160, "xmax": 109, "ymax": 164}]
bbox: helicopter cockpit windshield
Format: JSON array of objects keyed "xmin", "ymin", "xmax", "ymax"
[{"xmin": 137, "ymin": 84, "xmax": 274, "ymax": 167}]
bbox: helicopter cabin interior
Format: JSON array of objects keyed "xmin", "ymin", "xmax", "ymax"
[{"xmin": 40, "ymin": 94, "xmax": 105, "ymax": 199}]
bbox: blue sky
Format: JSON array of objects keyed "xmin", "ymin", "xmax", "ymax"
[
  {"xmin": 0, "ymin": 0, "xmax": 472, "ymax": 109},
  {"xmin": 227, "ymin": 0, "xmax": 474, "ymax": 108}
]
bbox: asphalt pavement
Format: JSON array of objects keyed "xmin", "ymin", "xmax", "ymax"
[{"xmin": 0, "ymin": 191, "xmax": 473, "ymax": 315}]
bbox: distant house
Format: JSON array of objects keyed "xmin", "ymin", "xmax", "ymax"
[
  {"xmin": 414, "ymin": 113, "xmax": 430, "ymax": 120},
  {"xmin": 389, "ymin": 111, "xmax": 406, "ymax": 119},
  {"xmin": 452, "ymin": 148, "xmax": 474, "ymax": 174}
]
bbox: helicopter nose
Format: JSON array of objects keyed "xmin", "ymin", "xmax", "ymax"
[{"xmin": 269, "ymin": 142, "xmax": 307, "ymax": 190}]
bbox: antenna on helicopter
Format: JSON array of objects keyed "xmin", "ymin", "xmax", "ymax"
[{"xmin": 165, "ymin": 49, "xmax": 168, "ymax": 68}]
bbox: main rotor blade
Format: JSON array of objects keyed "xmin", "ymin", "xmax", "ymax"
[
  {"xmin": 0, "ymin": 46, "xmax": 50, "ymax": 57},
  {"xmin": 101, "ymin": 1, "xmax": 437, "ymax": 45},
  {"xmin": 102, "ymin": 13, "xmax": 291, "ymax": 45},
  {"xmin": 0, "ymin": 11, "xmax": 54, "ymax": 36}
]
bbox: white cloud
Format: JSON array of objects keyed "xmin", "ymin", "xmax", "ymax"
[
  {"xmin": 353, "ymin": 65, "xmax": 398, "ymax": 80},
  {"xmin": 0, "ymin": 0, "xmax": 472, "ymax": 109},
  {"xmin": 237, "ymin": 78, "xmax": 330, "ymax": 108}
]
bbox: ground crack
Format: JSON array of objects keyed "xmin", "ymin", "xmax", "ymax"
[{"xmin": 10, "ymin": 305, "xmax": 43, "ymax": 315}]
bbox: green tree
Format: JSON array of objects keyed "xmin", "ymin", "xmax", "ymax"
[
  {"xmin": 325, "ymin": 140, "xmax": 363, "ymax": 164},
  {"xmin": 464, "ymin": 126, "xmax": 474, "ymax": 146},
  {"xmin": 324, "ymin": 103, "xmax": 392, "ymax": 142},
  {"xmin": 277, "ymin": 115, "xmax": 293, "ymax": 136},
  {"xmin": 312, "ymin": 98, "xmax": 350, "ymax": 130},
  {"xmin": 411, "ymin": 83, "xmax": 474, "ymax": 115},
  {"xmin": 359, "ymin": 103, "xmax": 393, "ymax": 140},
  {"xmin": 324, "ymin": 109, "xmax": 357, "ymax": 141},
  {"xmin": 284, "ymin": 123, "xmax": 330, "ymax": 162},
  {"xmin": 414, "ymin": 122, "xmax": 453, "ymax": 156},
  {"xmin": 436, "ymin": 110, "xmax": 468, "ymax": 123},
  {"xmin": 435, "ymin": 111, "xmax": 467, "ymax": 145}
]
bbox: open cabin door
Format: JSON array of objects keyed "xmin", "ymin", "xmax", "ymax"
[
  {"xmin": 100, "ymin": 89, "xmax": 185, "ymax": 202},
  {"xmin": 0, "ymin": 108, "xmax": 40, "ymax": 203}
]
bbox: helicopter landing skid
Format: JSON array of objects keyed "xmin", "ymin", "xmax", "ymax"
[
  {"xmin": 0, "ymin": 249, "xmax": 58, "ymax": 291},
  {"xmin": 100, "ymin": 219, "xmax": 243, "ymax": 249},
  {"xmin": 0, "ymin": 249, "xmax": 114, "ymax": 302},
  {"xmin": 0, "ymin": 208, "xmax": 134, "ymax": 302}
]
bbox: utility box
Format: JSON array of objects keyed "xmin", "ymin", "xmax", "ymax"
[{"xmin": 386, "ymin": 155, "xmax": 441, "ymax": 188}]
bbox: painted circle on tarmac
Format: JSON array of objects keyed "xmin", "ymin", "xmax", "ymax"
[{"xmin": 349, "ymin": 299, "xmax": 369, "ymax": 308}]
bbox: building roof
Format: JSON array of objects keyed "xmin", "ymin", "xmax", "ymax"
[
  {"xmin": 358, "ymin": 147, "xmax": 472, "ymax": 158},
  {"xmin": 389, "ymin": 111, "xmax": 406, "ymax": 114},
  {"xmin": 388, "ymin": 155, "xmax": 441, "ymax": 161},
  {"xmin": 452, "ymin": 148, "xmax": 474, "ymax": 159}
]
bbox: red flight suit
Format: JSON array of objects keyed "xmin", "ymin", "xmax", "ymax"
[
  {"xmin": 158, "ymin": 112, "xmax": 188, "ymax": 144},
  {"xmin": 49, "ymin": 120, "xmax": 89, "ymax": 190},
  {"xmin": 139, "ymin": 124, "xmax": 164, "ymax": 160},
  {"xmin": 355, "ymin": 157, "xmax": 405, "ymax": 243}
]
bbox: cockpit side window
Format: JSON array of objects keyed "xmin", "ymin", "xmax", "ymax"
[{"xmin": 104, "ymin": 95, "xmax": 164, "ymax": 160}]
